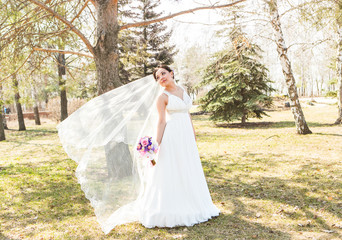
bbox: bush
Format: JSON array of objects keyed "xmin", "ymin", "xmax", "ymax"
[{"xmin": 325, "ymin": 91, "xmax": 337, "ymax": 98}]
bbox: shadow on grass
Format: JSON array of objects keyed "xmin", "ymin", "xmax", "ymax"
[
  {"xmin": 215, "ymin": 121, "xmax": 335, "ymax": 129},
  {"xmin": 0, "ymin": 232, "xmax": 15, "ymax": 240},
  {"xmin": 202, "ymin": 154, "xmax": 342, "ymax": 240},
  {"xmin": 201, "ymin": 152, "xmax": 284, "ymax": 178},
  {"xmin": 6, "ymin": 128, "xmax": 57, "ymax": 134},
  {"xmin": 110, "ymin": 212, "xmax": 290, "ymax": 239},
  {"xmin": 313, "ymin": 132, "xmax": 342, "ymax": 137},
  {"xmin": 5, "ymin": 128, "xmax": 58, "ymax": 143},
  {"xmin": 1, "ymin": 160, "xmax": 92, "ymax": 231}
]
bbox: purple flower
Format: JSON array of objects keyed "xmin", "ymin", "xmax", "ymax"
[{"xmin": 137, "ymin": 143, "xmax": 142, "ymax": 150}]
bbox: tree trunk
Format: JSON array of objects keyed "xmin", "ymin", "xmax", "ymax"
[
  {"xmin": 0, "ymin": 84, "xmax": 6, "ymax": 140},
  {"xmin": 0, "ymin": 85, "xmax": 8, "ymax": 130},
  {"xmin": 241, "ymin": 113, "xmax": 246, "ymax": 125},
  {"xmin": 31, "ymin": 82, "xmax": 41, "ymax": 125},
  {"xmin": 94, "ymin": 0, "xmax": 122, "ymax": 95},
  {"xmin": 316, "ymin": 78, "xmax": 320, "ymax": 96},
  {"xmin": 310, "ymin": 76, "xmax": 314, "ymax": 97},
  {"xmin": 57, "ymin": 53, "xmax": 68, "ymax": 121},
  {"xmin": 2, "ymin": 113, "xmax": 8, "ymax": 130},
  {"xmin": 94, "ymin": 1, "xmax": 131, "ymax": 177},
  {"xmin": 269, "ymin": 0, "xmax": 312, "ymax": 134},
  {"xmin": 300, "ymin": 66, "xmax": 304, "ymax": 97},
  {"xmin": 335, "ymin": 22, "xmax": 342, "ymax": 124},
  {"xmin": 33, "ymin": 106, "xmax": 41, "ymax": 125},
  {"xmin": 0, "ymin": 111, "xmax": 5, "ymax": 141},
  {"xmin": 13, "ymin": 75, "xmax": 26, "ymax": 131}
]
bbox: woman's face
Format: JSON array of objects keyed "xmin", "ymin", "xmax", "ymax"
[{"xmin": 155, "ymin": 68, "xmax": 173, "ymax": 87}]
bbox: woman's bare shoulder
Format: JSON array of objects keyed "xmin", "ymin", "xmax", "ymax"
[{"xmin": 157, "ymin": 92, "xmax": 168, "ymax": 105}]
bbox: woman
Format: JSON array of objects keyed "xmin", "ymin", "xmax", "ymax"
[
  {"xmin": 137, "ymin": 65, "xmax": 220, "ymax": 228},
  {"xmin": 57, "ymin": 65, "xmax": 219, "ymax": 234}
]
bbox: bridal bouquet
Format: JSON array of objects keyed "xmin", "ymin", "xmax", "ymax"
[{"xmin": 136, "ymin": 136, "xmax": 159, "ymax": 166}]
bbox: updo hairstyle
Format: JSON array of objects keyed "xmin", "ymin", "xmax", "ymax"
[{"xmin": 152, "ymin": 64, "xmax": 174, "ymax": 81}]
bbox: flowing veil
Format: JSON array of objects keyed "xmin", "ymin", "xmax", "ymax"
[{"xmin": 57, "ymin": 75, "xmax": 162, "ymax": 233}]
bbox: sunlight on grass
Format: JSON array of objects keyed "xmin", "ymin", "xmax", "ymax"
[{"xmin": 1, "ymin": 105, "xmax": 341, "ymax": 239}]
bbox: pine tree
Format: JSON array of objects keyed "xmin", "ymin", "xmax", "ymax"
[
  {"xmin": 200, "ymin": 28, "xmax": 275, "ymax": 124},
  {"xmin": 126, "ymin": 0, "xmax": 177, "ymax": 79}
]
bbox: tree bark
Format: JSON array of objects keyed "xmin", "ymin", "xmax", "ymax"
[
  {"xmin": 94, "ymin": 0, "xmax": 122, "ymax": 95},
  {"xmin": 269, "ymin": 0, "xmax": 312, "ymax": 134},
  {"xmin": 57, "ymin": 53, "xmax": 68, "ymax": 121},
  {"xmin": 0, "ymin": 84, "xmax": 6, "ymax": 140},
  {"xmin": 30, "ymin": 81, "xmax": 41, "ymax": 125},
  {"xmin": 2, "ymin": 112, "xmax": 8, "ymax": 130},
  {"xmin": 0, "ymin": 111, "xmax": 5, "ymax": 141},
  {"xmin": 33, "ymin": 106, "xmax": 41, "ymax": 125},
  {"xmin": 241, "ymin": 113, "xmax": 246, "ymax": 125},
  {"xmin": 335, "ymin": 22, "xmax": 342, "ymax": 124},
  {"xmin": 0, "ymin": 85, "xmax": 8, "ymax": 130},
  {"xmin": 13, "ymin": 75, "xmax": 26, "ymax": 131}
]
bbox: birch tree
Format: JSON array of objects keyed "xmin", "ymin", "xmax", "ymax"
[
  {"xmin": 267, "ymin": 0, "xmax": 312, "ymax": 134},
  {"xmin": 336, "ymin": 17, "xmax": 342, "ymax": 124},
  {"xmin": 297, "ymin": 0, "xmax": 342, "ymax": 124},
  {"xmin": 332, "ymin": 1, "xmax": 342, "ymax": 124}
]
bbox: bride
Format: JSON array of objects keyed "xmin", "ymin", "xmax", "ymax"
[{"xmin": 57, "ymin": 65, "xmax": 220, "ymax": 234}]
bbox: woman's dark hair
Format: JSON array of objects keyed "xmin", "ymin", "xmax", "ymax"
[{"xmin": 153, "ymin": 64, "xmax": 174, "ymax": 81}]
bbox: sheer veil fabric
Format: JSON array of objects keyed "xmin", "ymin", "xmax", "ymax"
[{"xmin": 57, "ymin": 75, "xmax": 163, "ymax": 233}]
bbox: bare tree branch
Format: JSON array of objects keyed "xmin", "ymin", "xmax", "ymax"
[
  {"xmin": 27, "ymin": 0, "xmax": 94, "ymax": 55},
  {"xmin": 120, "ymin": 0, "xmax": 247, "ymax": 30},
  {"xmin": 287, "ymin": 38, "xmax": 334, "ymax": 50},
  {"xmin": 86, "ymin": 4, "xmax": 96, "ymax": 22},
  {"xmin": 71, "ymin": 0, "xmax": 90, "ymax": 24},
  {"xmin": 171, "ymin": 19, "xmax": 219, "ymax": 26},
  {"xmin": 33, "ymin": 47, "xmax": 94, "ymax": 58}
]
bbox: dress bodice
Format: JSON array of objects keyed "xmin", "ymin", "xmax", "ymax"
[{"xmin": 163, "ymin": 86, "xmax": 192, "ymax": 120}]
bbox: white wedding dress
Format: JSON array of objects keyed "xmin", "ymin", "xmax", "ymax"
[
  {"xmin": 57, "ymin": 75, "xmax": 219, "ymax": 234},
  {"xmin": 137, "ymin": 87, "xmax": 220, "ymax": 228}
]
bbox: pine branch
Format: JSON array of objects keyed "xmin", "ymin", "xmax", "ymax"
[
  {"xmin": 120, "ymin": 0, "xmax": 247, "ymax": 30},
  {"xmin": 0, "ymin": 51, "xmax": 34, "ymax": 83},
  {"xmin": 27, "ymin": 0, "xmax": 94, "ymax": 55}
]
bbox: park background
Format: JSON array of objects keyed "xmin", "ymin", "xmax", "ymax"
[{"xmin": 1, "ymin": 0, "xmax": 342, "ymax": 239}]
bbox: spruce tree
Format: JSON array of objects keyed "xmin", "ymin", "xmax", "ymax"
[
  {"xmin": 127, "ymin": 0, "xmax": 177, "ymax": 79},
  {"xmin": 199, "ymin": 28, "xmax": 275, "ymax": 124}
]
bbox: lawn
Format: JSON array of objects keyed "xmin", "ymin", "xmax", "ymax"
[{"xmin": 0, "ymin": 102, "xmax": 341, "ymax": 240}]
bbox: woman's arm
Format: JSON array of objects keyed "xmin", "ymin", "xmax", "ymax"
[
  {"xmin": 188, "ymin": 113, "xmax": 197, "ymax": 141},
  {"xmin": 156, "ymin": 94, "xmax": 168, "ymax": 145}
]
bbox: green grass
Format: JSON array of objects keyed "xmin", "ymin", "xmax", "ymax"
[{"xmin": 1, "ymin": 104, "xmax": 341, "ymax": 240}]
